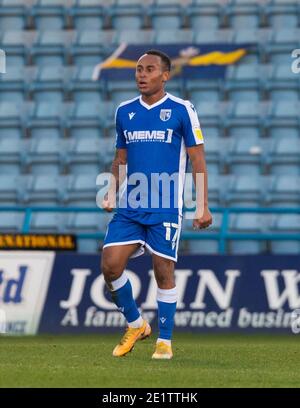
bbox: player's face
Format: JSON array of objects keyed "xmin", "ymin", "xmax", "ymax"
[{"xmin": 135, "ymin": 54, "xmax": 169, "ymax": 96}]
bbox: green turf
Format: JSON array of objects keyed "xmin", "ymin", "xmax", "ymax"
[{"xmin": 0, "ymin": 333, "xmax": 300, "ymax": 388}]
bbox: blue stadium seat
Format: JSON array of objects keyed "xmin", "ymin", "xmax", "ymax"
[
  {"xmin": 0, "ymin": 211, "xmax": 24, "ymax": 232},
  {"xmin": 0, "ymin": 175, "xmax": 25, "ymax": 204},
  {"xmin": 270, "ymin": 214, "xmax": 300, "ymax": 254},
  {"xmin": 69, "ymin": 0, "xmax": 105, "ymax": 30},
  {"xmin": 232, "ymin": 28, "xmax": 270, "ymax": 63},
  {"xmin": 66, "ymin": 102, "xmax": 104, "ymax": 139},
  {"xmin": 0, "ymin": 66, "xmax": 30, "ymax": 102},
  {"xmin": 31, "ymin": 31, "xmax": 72, "ymax": 66},
  {"xmin": 68, "ymin": 66, "xmax": 104, "ymax": 102},
  {"xmin": 114, "ymin": 29, "xmax": 154, "ymax": 45},
  {"xmin": 29, "ymin": 66, "xmax": 66, "ymax": 102},
  {"xmin": 225, "ymin": 175, "xmax": 265, "ymax": 207},
  {"xmin": 27, "ymin": 102, "xmax": 65, "ymax": 139},
  {"xmin": 0, "ymin": 30, "xmax": 32, "ymax": 66},
  {"xmin": 265, "ymin": 101, "xmax": 300, "ymax": 139},
  {"xmin": 266, "ymin": 64, "xmax": 300, "ymax": 101},
  {"xmin": 267, "ymin": 175, "xmax": 300, "ymax": 207},
  {"xmin": 269, "ymin": 136, "xmax": 300, "ymax": 176},
  {"xmin": 70, "ymin": 30, "xmax": 113, "ymax": 66},
  {"xmin": 154, "ymin": 29, "xmax": 193, "ymax": 44},
  {"xmin": 26, "ymin": 175, "xmax": 67, "ymax": 205},
  {"xmin": 186, "ymin": 78, "xmax": 222, "ymax": 102},
  {"xmin": 106, "ymin": 80, "xmax": 138, "ymax": 105},
  {"xmin": 110, "ymin": 0, "xmax": 144, "ymax": 30},
  {"xmin": 31, "ymin": 0, "xmax": 66, "ymax": 30},
  {"xmin": 26, "ymin": 137, "xmax": 67, "ymax": 175},
  {"xmin": 0, "ymin": 0, "xmax": 27, "ymax": 30},
  {"xmin": 67, "ymin": 211, "xmax": 110, "ymax": 233},
  {"xmin": 265, "ymin": 0, "xmax": 300, "ymax": 29},
  {"xmin": 148, "ymin": 0, "xmax": 184, "ymax": 30},
  {"xmin": 0, "ymin": 135, "xmax": 24, "ymax": 174},
  {"xmin": 194, "ymin": 28, "xmax": 234, "ymax": 44},
  {"xmin": 203, "ymin": 134, "xmax": 223, "ymax": 175},
  {"xmin": 225, "ymin": 101, "xmax": 265, "ymax": 138},
  {"xmin": 187, "ymin": 1, "xmax": 221, "ymax": 30},
  {"xmin": 30, "ymin": 212, "xmax": 66, "ymax": 233},
  {"xmin": 67, "ymin": 136, "xmax": 104, "ymax": 175},
  {"xmin": 0, "ymin": 101, "xmax": 25, "ymax": 139},
  {"xmin": 229, "ymin": 213, "xmax": 267, "ymax": 254},
  {"xmin": 267, "ymin": 29, "xmax": 300, "ymax": 64},
  {"xmin": 66, "ymin": 174, "xmax": 99, "ymax": 206},
  {"xmin": 225, "ymin": 64, "xmax": 267, "ymax": 101},
  {"xmin": 225, "ymin": 0, "xmax": 262, "ymax": 29},
  {"xmin": 226, "ymin": 136, "xmax": 264, "ymax": 175}
]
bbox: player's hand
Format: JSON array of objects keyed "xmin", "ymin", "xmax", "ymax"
[
  {"xmin": 101, "ymin": 192, "xmax": 115, "ymax": 213},
  {"xmin": 193, "ymin": 207, "xmax": 213, "ymax": 230}
]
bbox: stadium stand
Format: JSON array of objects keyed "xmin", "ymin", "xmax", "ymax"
[{"xmin": 0, "ymin": 0, "xmax": 299, "ymax": 254}]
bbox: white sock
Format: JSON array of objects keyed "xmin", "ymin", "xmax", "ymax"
[
  {"xmin": 157, "ymin": 338, "xmax": 171, "ymax": 346},
  {"xmin": 128, "ymin": 316, "xmax": 144, "ymax": 328}
]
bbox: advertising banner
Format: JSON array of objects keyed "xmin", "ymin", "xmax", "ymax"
[
  {"xmin": 38, "ymin": 254, "xmax": 300, "ymax": 334},
  {"xmin": 0, "ymin": 251, "xmax": 55, "ymax": 334}
]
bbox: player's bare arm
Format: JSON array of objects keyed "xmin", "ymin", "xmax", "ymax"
[
  {"xmin": 102, "ymin": 148, "xmax": 127, "ymax": 212},
  {"xmin": 187, "ymin": 144, "xmax": 213, "ymax": 230}
]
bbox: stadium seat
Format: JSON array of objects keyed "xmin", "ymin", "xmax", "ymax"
[
  {"xmin": 265, "ymin": 101, "xmax": 300, "ymax": 139},
  {"xmin": 0, "ymin": 174, "xmax": 25, "ymax": 204},
  {"xmin": 265, "ymin": 0, "xmax": 300, "ymax": 29},
  {"xmin": 30, "ymin": 212, "xmax": 67, "ymax": 233},
  {"xmin": 31, "ymin": 31, "xmax": 72, "ymax": 66},
  {"xmin": 194, "ymin": 28, "xmax": 234, "ymax": 44},
  {"xmin": 185, "ymin": 212, "xmax": 222, "ymax": 254},
  {"xmin": 27, "ymin": 102, "xmax": 65, "ymax": 139},
  {"xmin": 0, "ymin": 101, "xmax": 26, "ymax": 139},
  {"xmin": 232, "ymin": 28, "xmax": 270, "ymax": 63},
  {"xmin": 224, "ymin": 101, "xmax": 265, "ymax": 138},
  {"xmin": 267, "ymin": 28, "xmax": 300, "ymax": 64},
  {"xmin": 186, "ymin": 78, "xmax": 222, "ymax": 102},
  {"xmin": 113, "ymin": 29, "xmax": 154, "ymax": 45},
  {"xmin": 229, "ymin": 213, "xmax": 267, "ymax": 254},
  {"xmin": 267, "ymin": 175, "xmax": 300, "ymax": 207},
  {"xmin": 67, "ymin": 211, "xmax": 110, "ymax": 233},
  {"xmin": 110, "ymin": 0, "xmax": 145, "ymax": 30},
  {"xmin": 0, "ymin": 135, "xmax": 25, "ymax": 174},
  {"xmin": 66, "ymin": 101, "xmax": 105, "ymax": 139},
  {"xmin": 68, "ymin": 65, "xmax": 104, "ymax": 102},
  {"xmin": 202, "ymin": 134, "xmax": 223, "ymax": 174},
  {"xmin": 0, "ymin": 0, "xmax": 27, "ymax": 30},
  {"xmin": 31, "ymin": 0, "xmax": 67, "ymax": 30},
  {"xmin": 148, "ymin": 0, "xmax": 184, "ymax": 30},
  {"xmin": 70, "ymin": 30, "xmax": 113, "ymax": 66},
  {"xmin": 29, "ymin": 66, "xmax": 67, "ymax": 102},
  {"xmin": 266, "ymin": 64, "xmax": 300, "ymax": 101},
  {"xmin": 69, "ymin": 0, "xmax": 105, "ymax": 30},
  {"xmin": 0, "ymin": 66, "xmax": 30, "ymax": 102},
  {"xmin": 66, "ymin": 136, "xmax": 104, "ymax": 175},
  {"xmin": 66, "ymin": 174, "xmax": 99, "ymax": 206},
  {"xmin": 0, "ymin": 211, "xmax": 24, "ymax": 232},
  {"xmin": 0, "ymin": 30, "xmax": 33, "ymax": 66},
  {"xmin": 106, "ymin": 80, "xmax": 138, "ymax": 105},
  {"xmin": 270, "ymin": 214, "xmax": 300, "ymax": 254},
  {"xmin": 186, "ymin": 0, "xmax": 221, "ymax": 30},
  {"xmin": 26, "ymin": 137, "xmax": 67, "ymax": 175},
  {"xmin": 224, "ymin": 175, "xmax": 265, "ymax": 207},
  {"xmin": 154, "ymin": 29, "xmax": 193, "ymax": 44},
  {"xmin": 26, "ymin": 175, "xmax": 67, "ymax": 205},
  {"xmin": 226, "ymin": 136, "xmax": 264, "ymax": 175},
  {"xmin": 225, "ymin": 0, "xmax": 263, "ymax": 29},
  {"xmin": 268, "ymin": 136, "xmax": 300, "ymax": 175},
  {"xmin": 225, "ymin": 64, "xmax": 268, "ymax": 101}
]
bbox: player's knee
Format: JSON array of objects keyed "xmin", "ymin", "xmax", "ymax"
[{"xmin": 101, "ymin": 257, "xmax": 121, "ymax": 282}]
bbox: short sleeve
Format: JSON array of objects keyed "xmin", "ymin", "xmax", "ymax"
[
  {"xmin": 182, "ymin": 101, "xmax": 204, "ymax": 147},
  {"xmin": 115, "ymin": 107, "xmax": 127, "ymax": 148}
]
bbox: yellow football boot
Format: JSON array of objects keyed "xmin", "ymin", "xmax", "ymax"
[
  {"xmin": 152, "ymin": 341, "xmax": 173, "ymax": 360},
  {"xmin": 112, "ymin": 320, "xmax": 151, "ymax": 357}
]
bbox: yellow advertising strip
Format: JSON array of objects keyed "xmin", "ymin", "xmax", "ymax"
[
  {"xmin": 0, "ymin": 234, "xmax": 76, "ymax": 250},
  {"xmin": 189, "ymin": 49, "xmax": 246, "ymax": 66}
]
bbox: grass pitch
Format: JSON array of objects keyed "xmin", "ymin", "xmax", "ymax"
[{"xmin": 0, "ymin": 333, "xmax": 300, "ymax": 388}]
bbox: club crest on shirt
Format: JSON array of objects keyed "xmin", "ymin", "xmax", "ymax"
[{"xmin": 160, "ymin": 109, "xmax": 172, "ymax": 121}]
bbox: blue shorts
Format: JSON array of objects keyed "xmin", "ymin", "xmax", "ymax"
[{"xmin": 103, "ymin": 210, "xmax": 182, "ymax": 261}]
